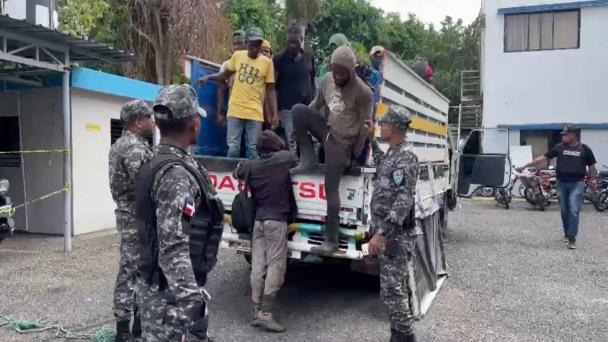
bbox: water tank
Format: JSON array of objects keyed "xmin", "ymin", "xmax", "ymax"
[{"xmin": 3, "ymin": 0, "xmax": 58, "ymax": 29}]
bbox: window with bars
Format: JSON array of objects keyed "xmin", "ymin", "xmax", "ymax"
[{"xmin": 504, "ymin": 10, "xmax": 580, "ymax": 52}]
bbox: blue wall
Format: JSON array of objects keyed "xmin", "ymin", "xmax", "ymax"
[{"xmin": 191, "ymin": 61, "xmax": 228, "ymax": 156}]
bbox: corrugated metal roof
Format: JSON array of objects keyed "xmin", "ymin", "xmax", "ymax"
[{"xmin": 0, "ymin": 14, "xmax": 134, "ymax": 63}]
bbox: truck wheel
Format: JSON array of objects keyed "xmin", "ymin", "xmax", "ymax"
[{"xmin": 244, "ymin": 254, "xmax": 252, "ymax": 265}]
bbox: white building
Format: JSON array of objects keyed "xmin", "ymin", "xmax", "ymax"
[
  {"xmin": 0, "ymin": 68, "xmax": 160, "ymax": 236},
  {"xmin": 481, "ymin": 0, "xmax": 608, "ymax": 166}
]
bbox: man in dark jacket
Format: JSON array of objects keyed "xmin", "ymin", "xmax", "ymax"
[
  {"xmin": 235, "ymin": 130, "xmax": 298, "ymax": 333},
  {"xmin": 273, "ymin": 26, "xmax": 316, "ymax": 151}
]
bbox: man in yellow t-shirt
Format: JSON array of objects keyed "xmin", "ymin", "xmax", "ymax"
[{"xmin": 199, "ymin": 27, "xmax": 278, "ymax": 158}]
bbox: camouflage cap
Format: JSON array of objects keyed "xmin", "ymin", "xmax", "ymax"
[
  {"xmin": 378, "ymin": 104, "xmax": 412, "ymax": 130},
  {"xmin": 246, "ymin": 27, "xmax": 264, "ymax": 42},
  {"xmin": 120, "ymin": 99, "xmax": 152, "ymax": 122},
  {"xmin": 153, "ymin": 85, "xmax": 206, "ymax": 120},
  {"xmin": 233, "ymin": 29, "xmax": 246, "ymax": 42}
]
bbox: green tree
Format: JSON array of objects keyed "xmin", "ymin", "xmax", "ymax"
[
  {"xmin": 57, "ymin": 0, "xmax": 110, "ymax": 38},
  {"xmin": 222, "ymin": 0, "xmax": 284, "ymax": 48}
]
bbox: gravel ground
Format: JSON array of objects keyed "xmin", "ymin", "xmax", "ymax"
[{"xmin": 1, "ymin": 199, "xmax": 607, "ymax": 342}]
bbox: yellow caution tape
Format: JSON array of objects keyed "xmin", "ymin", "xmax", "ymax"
[
  {"xmin": 0, "ymin": 149, "xmax": 70, "ymax": 154},
  {"xmin": 12, "ymin": 185, "xmax": 71, "ymax": 211}
]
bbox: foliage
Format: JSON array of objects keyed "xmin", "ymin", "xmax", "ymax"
[
  {"xmin": 57, "ymin": 0, "xmax": 110, "ymax": 38},
  {"xmin": 221, "ymin": 0, "xmax": 285, "ymax": 49},
  {"xmin": 57, "ymin": 0, "xmax": 481, "ymax": 100}
]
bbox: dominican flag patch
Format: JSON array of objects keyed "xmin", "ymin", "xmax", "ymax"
[{"xmin": 183, "ymin": 197, "xmax": 195, "ymax": 217}]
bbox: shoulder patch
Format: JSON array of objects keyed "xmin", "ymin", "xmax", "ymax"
[
  {"xmin": 392, "ymin": 169, "xmax": 405, "ymax": 186},
  {"xmin": 183, "ymin": 197, "xmax": 195, "ymax": 217}
]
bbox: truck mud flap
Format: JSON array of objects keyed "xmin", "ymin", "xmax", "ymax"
[{"xmin": 408, "ymin": 209, "xmax": 449, "ymax": 319}]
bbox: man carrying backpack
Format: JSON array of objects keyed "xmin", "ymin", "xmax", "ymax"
[{"xmin": 234, "ymin": 130, "xmax": 298, "ymax": 333}]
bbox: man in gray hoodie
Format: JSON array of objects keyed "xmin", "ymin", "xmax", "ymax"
[{"xmin": 291, "ymin": 45, "xmax": 373, "ymax": 255}]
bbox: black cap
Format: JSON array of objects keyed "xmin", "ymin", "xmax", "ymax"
[{"xmin": 560, "ymin": 124, "xmax": 579, "ymax": 135}]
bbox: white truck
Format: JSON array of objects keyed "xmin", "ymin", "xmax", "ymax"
[{"xmin": 186, "ymin": 51, "xmax": 473, "ymax": 318}]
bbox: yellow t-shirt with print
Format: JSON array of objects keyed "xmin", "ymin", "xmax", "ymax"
[{"xmin": 226, "ymin": 50, "xmax": 275, "ymax": 122}]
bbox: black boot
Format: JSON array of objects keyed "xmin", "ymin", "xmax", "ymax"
[
  {"xmin": 291, "ymin": 135, "xmax": 318, "ymax": 174},
  {"xmin": 115, "ymin": 320, "xmax": 132, "ymax": 342},
  {"xmin": 390, "ymin": 329, "xmax": 416, "ymax": 342},
  {"xmin": 311, "ymin": 220, "xmax": 339, "ymax": 256},
  {"xmin": 131, "ymin": 308, "xmax": 142, "ymax": 338}
]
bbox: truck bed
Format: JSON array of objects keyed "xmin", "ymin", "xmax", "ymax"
[{"xmin": 195, "ymin": 156, "xmax": 374, "ymax": 227}]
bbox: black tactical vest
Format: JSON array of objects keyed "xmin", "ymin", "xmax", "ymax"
[{"xmin": 135, "ymin": 153, "xmax": 224, "ymax": 290}]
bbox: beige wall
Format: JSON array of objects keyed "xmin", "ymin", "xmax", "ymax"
[{"xmin": 71, "ymin": 89, "xmax": 127, "ymax": 235}]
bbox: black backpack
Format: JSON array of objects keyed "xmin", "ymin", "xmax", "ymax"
[{"xmin": 231, "ymin": 166, "xmax": 256, "ymax": 234}]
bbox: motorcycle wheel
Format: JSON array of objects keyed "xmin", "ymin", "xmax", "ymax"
[
  {"xmin": 524, "ymin": 187, "xmax": 536, "ymax": 205},
  {"xmin": 518, "ymin": 184, "xmax": 526, "ymax": 198},
  {"xmin": 537, "ymin": 193, "xmax": 546, "ymax": 211},
  {"xmin": 478, "ymin": 187, "xmax": 495, "ymax": 197},
  {"xmin": 594, "ymin": 192, "xmax": 608, "ymax": 212}
]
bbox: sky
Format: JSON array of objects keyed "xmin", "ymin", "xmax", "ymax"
[{"xmin": 370, "ymin": 0, "xmax": 482, "ymax": 27}]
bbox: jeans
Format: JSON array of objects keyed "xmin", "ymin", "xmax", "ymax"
[
  {"xmin": 280, "ymin": 110, "xmax": 295, "ymax": 152},
  {"xmin": 250, "ymin": 220, "xmax": 288, "ymax": 302},
  {"xmin": 227, "ymin": 117, "xmax": 261, "ymax": 159},
  {"xmin": 556, "ymin": 180, "xmax": 586, "ymax": 242}
]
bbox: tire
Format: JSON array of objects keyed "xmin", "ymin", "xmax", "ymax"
[
  {"xmin": 524, "ymin": 187, "xmax": 536, "ymax": 205},
  {"xmin": 243, "ymin": 253, "xmax": 252, "ymax": 264},
  {"xmin": 537, "ymin": 193, "xmax": 546, "ymax": 211},
  {"xmin": 478, "ymin": 187, "xmax": 495, "ymax": 197},
  {"xmin": 594, "ymin": 192, "xmax": 608, "ymax": 212},
  {"xmin": 518, "ymin": 183, "xmax": 526, "ymax": 198}
]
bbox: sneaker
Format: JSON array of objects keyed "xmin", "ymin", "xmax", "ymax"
[
  {"xmin": 563, "ymin": 236, "xmax": 569, "ymax": 243},
  {"xmin": 568, "ymin": 242, "xmax": 576, "ymax": 249}
]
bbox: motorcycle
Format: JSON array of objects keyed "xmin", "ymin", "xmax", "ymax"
[
  {"xmin": 0, "ymin": 179, "xmax": 15, "ymax": 246},
  {"xmin": 494, "ymin": 167, "xmax": 518, "ymax": 209},
  {"xmin": 520, "ymin": 168, "xmax": 552, "ymax": 211},
  {"xmin": 592, "ymin": 165, "xmax": 608, "ymax": 212},
  {"xmin": 477, "ymin": 187, "xmax": 495, "ymax": 197}
]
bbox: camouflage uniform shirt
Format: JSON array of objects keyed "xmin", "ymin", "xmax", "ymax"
[
  {"xmin": 109, "ymin": 130, "xmax": 153, "ymax": 214},
  {"xmin": 370, "ymin": 140, "xmax": 419, "ymax": 237}
]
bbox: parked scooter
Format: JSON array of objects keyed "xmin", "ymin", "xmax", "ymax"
[{"xmin": 0, "ymin": 179, "xmax": 15, "ymax": 246}]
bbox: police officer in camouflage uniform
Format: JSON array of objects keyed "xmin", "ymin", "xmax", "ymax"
[
  {"xmin": 367, "ymin": 105, "xmax": 419, "ymax": 342},
  {"xmin": 109, "ymin": 99, "xmax": 155, "ymax": 341},
  {"xmin": 135, "ymin": 85, "xmax": 223, "ymax": 342}
]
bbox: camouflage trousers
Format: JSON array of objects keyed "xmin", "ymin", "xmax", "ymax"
[
  {"xmin": 137, "ymin": 279, "xmax": 186, "ymax": 341},
  {"xmin": 113, "ymin": 211, "xmax": 139, "ymax": 321},
  {"xmin": 379, "ymin": 234, "xmax": 415, "ymax": 335},
  {"xmin": 137, "ymin": 278, "xmax": 208, "ymax": 342}
]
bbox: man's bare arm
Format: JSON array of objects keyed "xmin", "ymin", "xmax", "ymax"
[
  {"xmin": 588, "ymin": 164, "xmax": 597, "ymax": 178},
  {"xmin": 198, "ymin": 69, "xmax": 233, "ymax": 85},
  {"xmin": 266, "ymin": 84, "xmax": 279, "ymax": 129},
  {"xmin": 517, "ymin": 155, "xmax": 549, "ymax": 171}
]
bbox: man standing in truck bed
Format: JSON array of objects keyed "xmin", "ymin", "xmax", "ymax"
[
  {"xmin": 368, "ymin": 105, "xmax": 419, "ymax": 342},
  {"xmin": 290, "ymin": 45, "xmax": 373, "ymax": 256}
]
